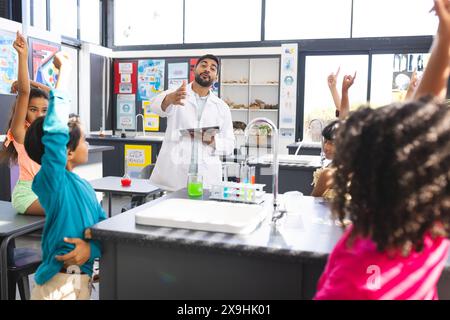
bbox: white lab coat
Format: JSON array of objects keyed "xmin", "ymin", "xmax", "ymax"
[{"xmin": 149, "ymin": 83, "xmax": 235, "ymax": 191}]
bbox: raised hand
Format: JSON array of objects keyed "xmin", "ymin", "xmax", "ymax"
[
  {"xmin": 433, "ymin": 0, "xmax": 450, "ymax": 42},
  {"xmin": 342, "ymin": 72, "xmax": 357, "ymax": 92},
  {"xmin": 53, "ymin": 51, "xmax": 72, "ymax": 90},
  {"xmin": 53, "ymin": 51, "xmax": 71, "ymax": 71},
  {"xmin": 10, "ymin": 80, "xmax": 18, "ymax": 94},
  {"xmin": 339, "ymin": 72, "xmax": 356, "ymax": 120},
  {"xmin": 327, "ymin": 67, "xmax": 340, "ymax": 89},
  {"xmin": 167, "ymin": 80, "xmax": 187, "ymax": 106},
  {"xmin": 12, "ymin": 31, "xmax": 28, "ymax": 57},
  {"xmin": 414, "ymin": 0, "xmax": 450, "ymax": 99}
]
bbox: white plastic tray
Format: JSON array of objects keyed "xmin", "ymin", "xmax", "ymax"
[{"xmin": 135, "ymin": 198, "xmax": 269, "ymax": 234}]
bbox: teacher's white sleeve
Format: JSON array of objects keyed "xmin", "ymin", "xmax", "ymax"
[
  {"xmin": 149, "ymin": 89, "xmax": 176, "ymax": 117},
  {"xmin": 214, "ymin": 105, "xmax": 235, "ymax": 156}
]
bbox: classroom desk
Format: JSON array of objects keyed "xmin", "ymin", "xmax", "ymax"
[
  {"xmin": 0, "ymin": 201, "xmax": 45, "ymax": 300},
  {"xmin": 89, "ymin": 176, "xmax": 163, "ymax": 217},
  {"xmin": 90, "ymin": 190, "xmax": 450, "ymax": 299}
]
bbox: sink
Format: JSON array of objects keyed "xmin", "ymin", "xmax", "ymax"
[
  {"xmin": 135, "ymin": 198, "xmax": 269, "ymax": 234},
  {"xmin": 133, "ymin": 135, "xmax": 164, "ymax": 141}
]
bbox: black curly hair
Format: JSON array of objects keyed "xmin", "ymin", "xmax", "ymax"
[
  {"xmin": 322, "ymin": 120, "xmax": 340, "ymax": 141},
  {"xmin": 332, "ymin": 96, "xmax": 450, "ymax": 255}
]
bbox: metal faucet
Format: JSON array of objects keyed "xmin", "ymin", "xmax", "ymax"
[
  {"xmin": 244, "ymin": 117, "xmax": 286, "ymax": 224},
  {"xmin": 135, "ymin": 114, "xmax": 146, "ymax": 137},
  {"xmin": 308, "ymin": 119, "xmax": 325, "ymax": 167}
]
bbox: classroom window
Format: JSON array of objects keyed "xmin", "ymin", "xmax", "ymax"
[
  {"xmin": 80, "ymin": 0, "xmax": 101, "ymax": 44},
  {"xmin": 0, "ymin": 0, "xmax": 9, "ymax": 19},
  {"xmin": 303, "ymin": 55, "xmax": 369, "ymax": 142},
  {"xmin": 49, "ymin": 0, "xmax": 78, "ymax": 38},
  {"xmin": 114, "ymin": 0, "xmax": 183, "ymax": 46},
  {"xmin": 184, "ymin": 0, "xmax": 261, "ymax": 43},
  {"xmin": 265, "ymin": 0, "xmax": 351, "ymax": 40},
  {"xmin": 31, "ymin": 0, "xmax": 47, "ymax": 30},
  {"xmin": 61, "ymin": 45, "xmax": 79, "ymax": 115},
  {"xmin": 370, "ymin": 53, "xmax": 430, "ymax": 107},
  {"xmin": 352, "ymin": 0, "xmax": 437, "ymax": 37}
]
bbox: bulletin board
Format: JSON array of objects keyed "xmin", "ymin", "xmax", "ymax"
[{"xmin": 112, "ymin": 56, "xmax": 224, "ymax": 134}]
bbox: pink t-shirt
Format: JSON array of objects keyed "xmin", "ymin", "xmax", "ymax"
[
  {"xmin": 314, "ymin": 225, "xmax": 450, "ymax": 300},
  {"xmin": 5, "ymin": 129, "xmax": 40, "ymax": 181}
]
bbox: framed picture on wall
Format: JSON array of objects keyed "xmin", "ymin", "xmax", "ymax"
[{"xmin": 28, "ymin": 37, "xmax": 61, "ymax": 89}]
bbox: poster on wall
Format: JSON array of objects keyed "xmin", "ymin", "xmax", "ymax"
[
  {"xmin": 391, "ymin": 53, "xmax": 427, "ymax": 101},
  {"xmin": 117, "ymin": 94, "xmax": 136, "ymax": 130},
  {"xmin": 124, "ymin": 145, "xmax": 152, "ymax": 178},
  {"xmin": 142, "ymin": 100, "xmax": 160, "ymax": 131},
  {"xmin": 30, "ymin": 38, "xmax": 61, "ymax": 89},
  {"xmin": 0, "ymin": 30, "xmax": 18, "ymax": 94},
  {"xmin": 189, "ymin": 58, "xmax": 219, "ymax": 96},
  {"xmin": 137, "ymin": 59, "xmax": 165, "ymax": 101},
  {"xmin": 279, "ymin": 43, "xmax": 298, "ymax": 130},
  {"xmin": 114, "ymin": 61, "xmax": 137, "ymax": 94},
  {"xmin": 168, "ymin": 62, "xmax": 188, "ymax": 90}
]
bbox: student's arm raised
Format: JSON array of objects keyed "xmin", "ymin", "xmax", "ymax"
[
  {"xmin": 327, "ymin": 67, "xmax": 341, "ymax": 112},
  {"xmin": 339, "ymin": 72, "xmax": 356, "ymax": 120},
  {"xmin": 10, "ymin": 31, "xmax": 30, "ymax": 144},
  {"xmin": 414, "ymin": 0, "xmax": 450, "ymax": 100},
  {"xmin": 32, "ymin": 53, "xmax": 72, "ymax": 196}
]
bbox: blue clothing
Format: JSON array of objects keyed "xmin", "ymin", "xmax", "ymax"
[{"xmin": 32, "ymin": 89, "xmax": 106, "ymax": 286}]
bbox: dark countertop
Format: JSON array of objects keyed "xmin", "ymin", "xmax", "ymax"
[
  {"xmin": 88, "ymin": 145, "xmax": 114, "ymax": 153},
  {"xmin": 90, "ymin": 190, "xmax": 450, "ymax": 275},
  {"xmin": 251, "ymin": 162, "xmax": 321, "ymax": 170},
  {"xmin": 287, "ymin": 142, "xmax": 321, "ymax": 149},
  {"xmin": 87, "ymin": 134, "xmax": 164, "ymax": 143},
  {"xmin": 90, "ymin": 189, "xmax": 344, "ymax": 262}
]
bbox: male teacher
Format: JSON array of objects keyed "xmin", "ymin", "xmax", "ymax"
[{"xmin": 149, "ymin": 54, "xmax": 235, "ymax": 191}]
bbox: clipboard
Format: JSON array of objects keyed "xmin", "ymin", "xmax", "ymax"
[{"xmin": 180, "ymin": 126, "xmax": 220, "ymax": 136}]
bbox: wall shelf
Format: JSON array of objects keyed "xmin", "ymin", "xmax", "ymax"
[{"xmin": 220, "ymin": 57, "xmax": 280, "ymax": 133}]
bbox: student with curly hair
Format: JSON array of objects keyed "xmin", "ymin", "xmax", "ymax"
[{"xmin": 315, "ymin": 0, "xmax": 450, "ymax": 300}]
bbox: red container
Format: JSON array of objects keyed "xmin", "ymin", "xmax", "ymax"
[{"xmin": 121, "ymin": 178, "xmax": 132, "ymax": 187}]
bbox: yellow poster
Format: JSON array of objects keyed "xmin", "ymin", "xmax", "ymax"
[
  {"xmin": 124, "ymin": 145, "xmax": 152, "ymax": 168},
  {"xmin": 142, "ymin": 100, "xmax": 160, "ymax": 131}
]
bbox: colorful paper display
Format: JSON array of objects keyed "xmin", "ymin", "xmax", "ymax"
[
  {"xmin": 142, "ymin": 100, "xmax": 160, "ymax": 131},
  {"xmin": 168, "ymin": 62, "xmax": 188, "ymax": 90},
  {"xmin": 279, "ymin": 44, "xmax": 298, "ymax": 130},
  {"xmin": 0, "ymin": 30, "xmax": 18, "ymax": 94},
  {"xmin": 30, "ymin": 38, "xmax": 60, "ymax": 89},
  {"xmin": 137, "ymin": 59, "xmax": 165, "ymax": 101},
  {"xmin": 114, "ymin": 61, "xmax": 137, "ymax": 94},
  {"xmin": 117, "ymin": 94, "xmax": 136, "ymax": 130}
]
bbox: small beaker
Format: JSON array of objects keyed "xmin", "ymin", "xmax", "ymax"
[{"xmin": 187, "ymin": 174, "xmax": 203, "ymax": 198}]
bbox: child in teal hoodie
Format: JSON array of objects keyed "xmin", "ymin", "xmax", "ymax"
[{"xmin": 24, "ymin": 52, "xmax": 106, "ymax": 300}]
